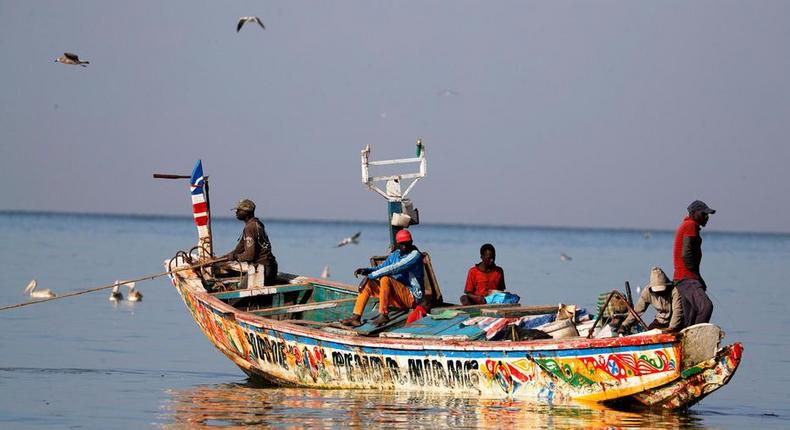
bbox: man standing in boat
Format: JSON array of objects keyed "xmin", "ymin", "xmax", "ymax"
[
  {"xmin": 222, "ymin": 199, "xmax": 278, "ymax": 287},
  {"xmin": 341, "ymin": 229, "xmax": 424, "ymax": 327},
  {"xmin": 673, "ymin": 200, "xmax": 715, "ymax": 326}
]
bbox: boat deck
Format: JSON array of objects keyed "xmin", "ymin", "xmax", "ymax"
[{"xmin": 206, "ymin": 275, "xmax": 586, "ymax": 342}]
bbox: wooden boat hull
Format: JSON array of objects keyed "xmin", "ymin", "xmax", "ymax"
[
  {"xmin": 168, "ymin": 266, "xmax": 740, "ymax": 409},
  {"xmin": 617, "ymin": 342, "xmax": 743, "ymax": 409}
]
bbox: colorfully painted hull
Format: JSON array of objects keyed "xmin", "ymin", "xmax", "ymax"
[{"xmin": 167, "ymin": 267, "xmax": 740, "ymax": 409}]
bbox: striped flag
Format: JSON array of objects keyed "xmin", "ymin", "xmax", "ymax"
[{"xmin": 190, "ymin": 160, "xmax": 212, "ymax": 256}]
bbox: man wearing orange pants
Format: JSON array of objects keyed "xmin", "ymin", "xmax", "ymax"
[{"xmin": 341, "ymin": 229, "xmax": 424, "ymax": 327}]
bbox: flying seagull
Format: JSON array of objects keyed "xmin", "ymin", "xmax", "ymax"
[
  {"xmin": 55, "ymin": 52, "xmax": 89, "ymax": 67},
  {"xmin": 335, "ymin": 232, "xmax": 361, "ymax": 248},
  {"xmin": 437, "ymin": 89, "xmax": 460, "ymax": 97},
  {"xmin": 237, "ymin": 16, "xmax": 265, "ymax": 32},
  {"xmin": 24, "ymin": 279, "xmax": 56, "ymax": 299}
]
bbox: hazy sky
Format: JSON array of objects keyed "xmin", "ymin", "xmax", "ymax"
[{"xmin": 2, "ymin": 1, "xmax": 789, "ymax": 233}]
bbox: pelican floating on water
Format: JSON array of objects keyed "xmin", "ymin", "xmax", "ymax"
[
  {"xmin": 125, "ymin": 282, "xmax": 143, "ymax": 302},
  {"xmin": 110, "ymin": 282, "xmax": 124, "ymax": 301},
  {"xmin": 24, "ymin": 279, "xmax": 56, "ymax": 299}
]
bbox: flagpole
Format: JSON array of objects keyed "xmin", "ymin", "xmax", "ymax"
[{"xmin": 204, "ymin": 176, "xmax": 214, "ymax": 257}]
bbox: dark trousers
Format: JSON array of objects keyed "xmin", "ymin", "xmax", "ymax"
[
  {"xmin": 676, "ymin": 278, "xmax": 713, "ymax": 327},
  {"xmin": 263, "ymin": 261, "xmax": 278, "ymax": 286}
]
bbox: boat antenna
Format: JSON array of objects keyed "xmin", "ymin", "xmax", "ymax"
[{"xmin": 361, "ymin": 139, "xmax": 426, "ymax": 246}]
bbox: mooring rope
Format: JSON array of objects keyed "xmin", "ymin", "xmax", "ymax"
[{"xmin": 0, "ymin": 257, "xmax": 228, "ymax": 312}]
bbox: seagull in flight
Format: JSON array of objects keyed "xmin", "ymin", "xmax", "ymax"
[
  {"xmin": 55, "ymin": 52, "xmax": 89, "ymax": 67},
  {"xmin": 335, "ymin": 232, "xmax": 361, "ymax": 248},
  {"xmin": 437, "ymin": 89, "xmax": 460, "ymax": 97},
  {"xmin": 24, "ymin": 279, "xmax": 56, "ymax": 299},
  {"xmin": 237, "ymin": 16, "xmax": 265, "ymax": 32}
]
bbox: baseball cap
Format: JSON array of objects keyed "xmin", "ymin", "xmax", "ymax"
[
  {"xmin": 395, "ymin": 229, "xmax": 413, "ymax": 243},
  {"xmin": 232, "ymin": 199, "xmax": 256, "ymax": 212},
  {"xmin": 687, "ymin": 200, "xmax": 715, "ymax": 214}
]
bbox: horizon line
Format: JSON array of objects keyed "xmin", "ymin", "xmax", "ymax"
[{"xmin": 2, "ymin": 209, "xmax": 788, "ymax": 237}]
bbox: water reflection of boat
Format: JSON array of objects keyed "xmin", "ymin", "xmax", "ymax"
[
  {"xmin": 164, "ymin": 148, "xmax": 741, "ymax": 411},
  {"xmin": 162, "ymin": 384, "xmax": 705, "ymax": 429}
]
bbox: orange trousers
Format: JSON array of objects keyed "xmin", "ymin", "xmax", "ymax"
[{"xmin": 353, "ymin": 276, "xmax": 415, "ymax": 315}]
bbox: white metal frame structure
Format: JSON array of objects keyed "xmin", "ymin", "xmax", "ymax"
[{"xmin": 360, "ymin": 139, "xmax": 427, "ymax": 202}]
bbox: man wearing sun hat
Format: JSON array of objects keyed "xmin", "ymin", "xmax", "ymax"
[
  {"xmin": 340, "ymin": 229, "xmax": 424, "ymax": 327},
  {"xmin": 617, "ymin": 267, "xmax": 684, "ymax": 335},
  {"xmin": 672, "ymin": 200, "xmax": 715, "ymax": 326}
]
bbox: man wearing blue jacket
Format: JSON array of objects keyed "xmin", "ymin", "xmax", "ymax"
[{"xmin": 341, "ymin": 229, "xmax": 424, "ymax": 327}]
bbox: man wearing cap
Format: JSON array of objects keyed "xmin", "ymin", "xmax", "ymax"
[
  {"xmin": 617, "ymin": 267, "xmax": 683, "ymax": 335},
  {"xmin": 672, "ymin": 200, "xmax": 715, "ymax": 326},
  {"xmin": 222, "ymin": 199, "xmax": 278, "ymax": 287},
  {"xmin": 340, "ymin": 229, "xmax": 424, "ymax": 327}
]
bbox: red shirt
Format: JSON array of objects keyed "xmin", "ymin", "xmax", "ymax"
[
  {"xmin": 673, "ymin": 216, "xmax": 701, "ymax": 281},
  {"xmin": 464, "ymin": 265, "xmax": 505, "ymax": 297}
]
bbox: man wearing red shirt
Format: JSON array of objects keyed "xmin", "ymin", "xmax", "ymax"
[
  {"xmin": 673, "ymin": 200, "xmax": 715, "ymax": 326},
  {"xmin": 460, "ymin": 243, "xmax": 506, "ymax": 305}
]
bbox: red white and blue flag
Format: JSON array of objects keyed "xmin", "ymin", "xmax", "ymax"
[{"xmin": 190, "ymin": 160, "xmax": 211, "ymax": 247}]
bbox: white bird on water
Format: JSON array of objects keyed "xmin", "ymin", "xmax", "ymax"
[
  {"xmin": 24, "ymin": 279, "xmax": 56, "ymax": 299},
  {"xmin": 321, "ymin": 265, "xmax": 330, "ymax": 279},
  {"xmin": 110, "ymin": 282, "xmax": 124, "ymax": 302},
  {"xmin": 55, "ymin": 52, "xmax": 89, "ymax": 67},
  {"xmin": 237, "ymin": 16, "xmax": 265, "ymax": 32},
  {"xmin": 560, "ymin": 253, "xmax": 572, "ymax": 262},
  {"xmin": 335, "ymin": 232, "xmax": 361, "ymax": 248},
  {"xmin": 125, "ymin": 282, "xmax": 143, "ymax": 302}
]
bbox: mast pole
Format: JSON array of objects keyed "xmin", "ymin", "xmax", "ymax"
[{"xmin": 203, "ymin": 177, "xmax": 214, "ymax": 258}]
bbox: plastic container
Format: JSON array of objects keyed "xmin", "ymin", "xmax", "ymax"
[{"xmin": 540, "ymin": 318, "xmax": 579, "ymax": 339}]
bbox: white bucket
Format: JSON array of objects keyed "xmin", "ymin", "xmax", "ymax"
[{"xmin": 541, "ymin": 318, "xmax": 579, "ymax": 339}]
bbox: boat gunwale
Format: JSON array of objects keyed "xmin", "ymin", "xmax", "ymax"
[{"xmin": 174, "ymin": 271, "xmax": 680, "ymax": 353}]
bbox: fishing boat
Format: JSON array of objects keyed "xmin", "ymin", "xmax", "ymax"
[{"xmin": 163, "ymin": 144, "xmax": 742, "ymax": 410}]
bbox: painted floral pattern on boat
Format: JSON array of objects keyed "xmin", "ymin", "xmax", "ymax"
[{"xmin": 533, "ymin": 349, "xmax": 677, "ymax": 388}]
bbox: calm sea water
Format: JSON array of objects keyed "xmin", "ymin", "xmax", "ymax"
[{"xmin": 0, "ymin": 212, "xmax": 788, "ymax": 429}]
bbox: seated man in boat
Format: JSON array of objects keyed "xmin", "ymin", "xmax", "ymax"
[
  {"xmin": 617, "ymin": 266, "xmax": 684, "ymax": 335},
  {"xmin": 341, "ymin": 229, "xmax": 424, "ymax": 327},
  {"xmin": 459, "ymin": 243, "xmax": 506, "ymax": 305},
  {"xmin": 220, "ymin": 199, "xmax": 278, "ymax": 287}
]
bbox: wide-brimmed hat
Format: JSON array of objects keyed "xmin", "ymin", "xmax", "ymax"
[
  {"xmin": 232, "ymin": 199, "xmax": 256, "ymax": 212},
  {"xmin": 647, "ymin": 267, "xmax": 672, "ymax": 292}
]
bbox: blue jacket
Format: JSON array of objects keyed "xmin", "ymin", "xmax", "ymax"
[{"xmin": 368, "ymin": 249, "xmax": 424, "ymax": 301}]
